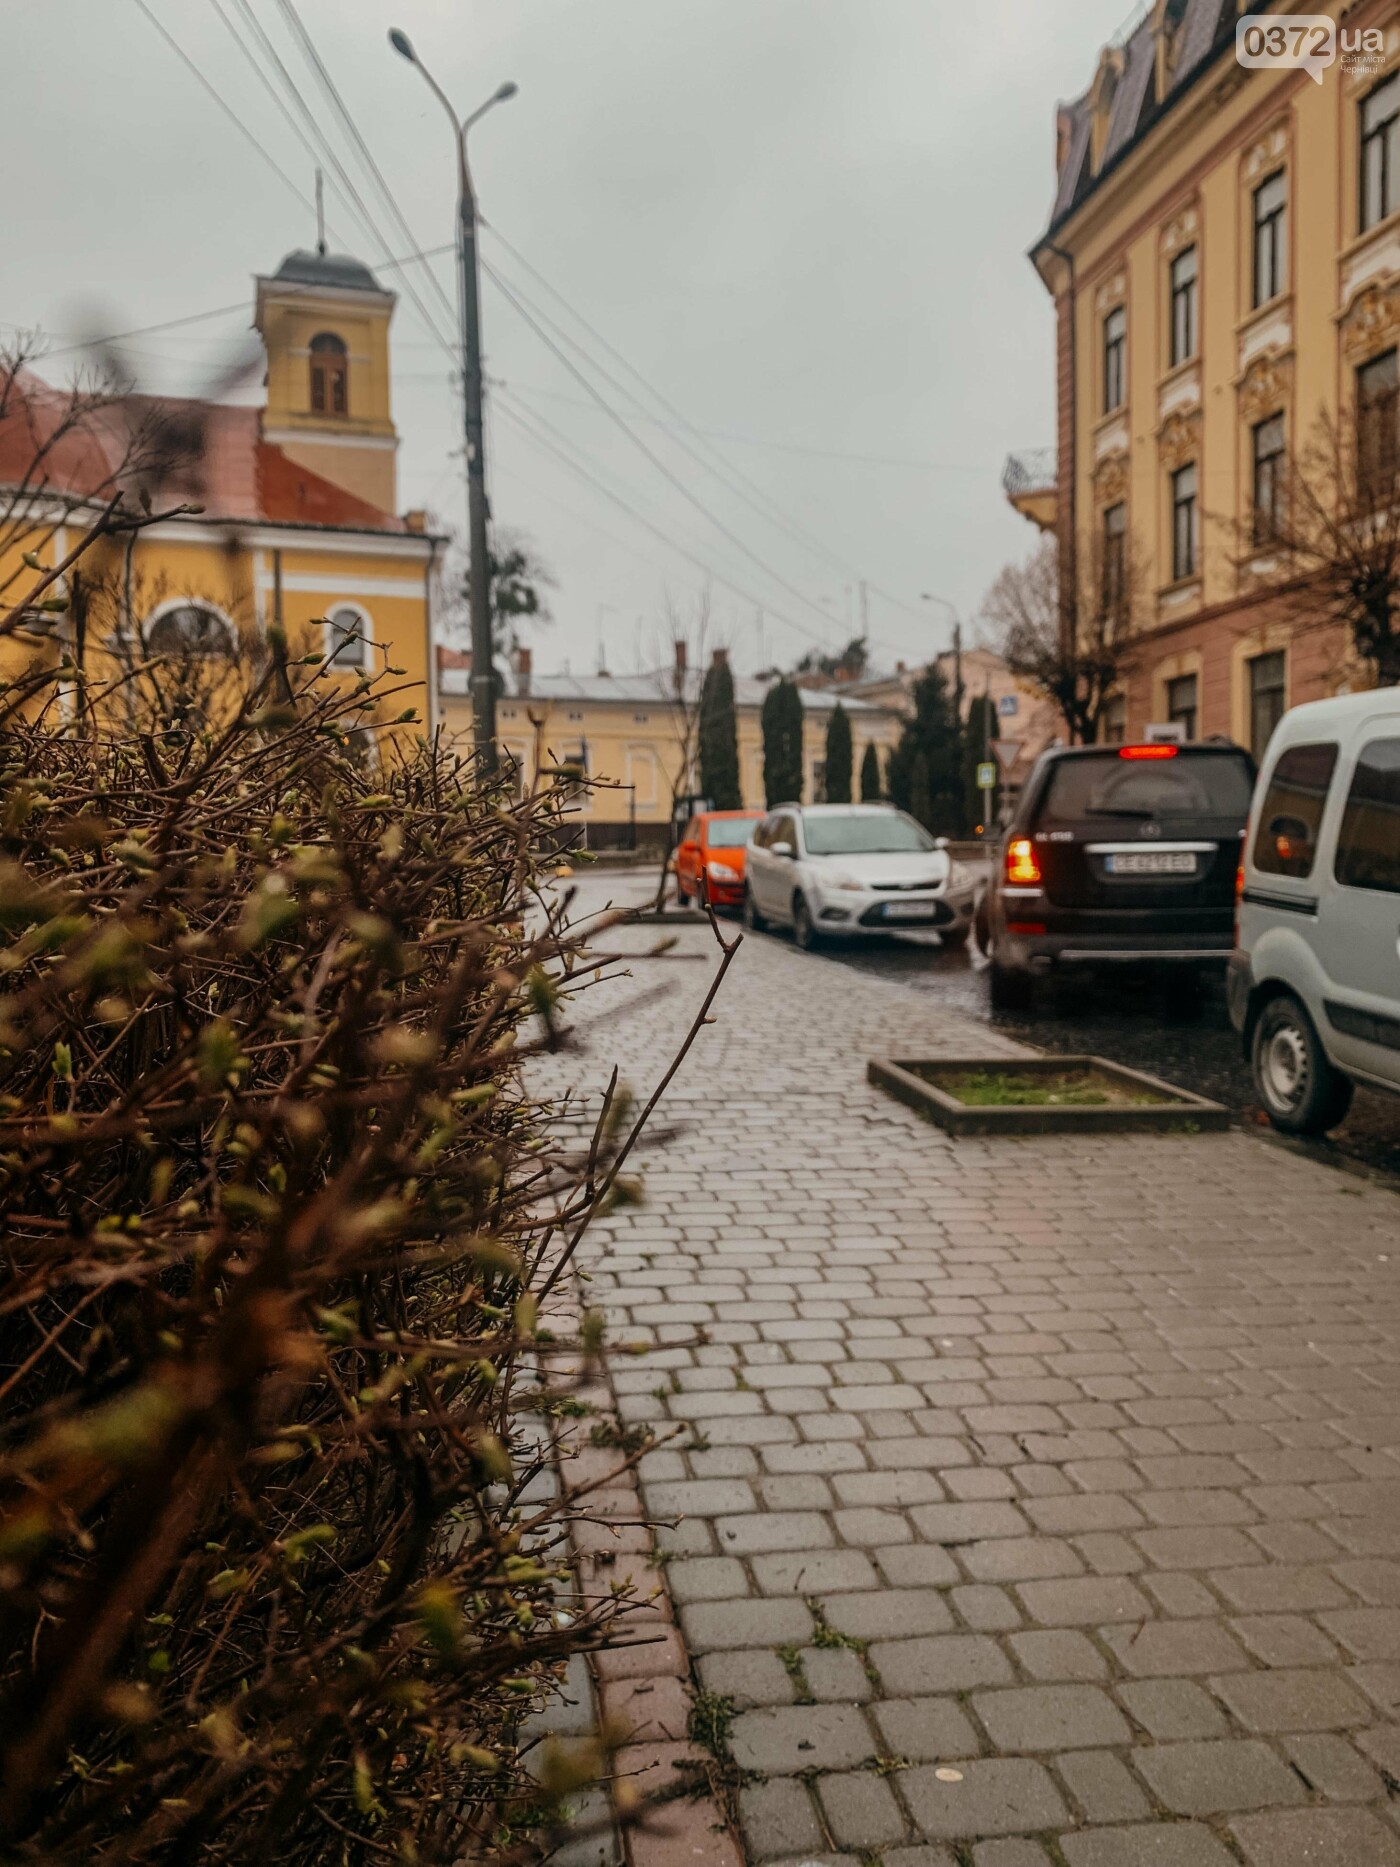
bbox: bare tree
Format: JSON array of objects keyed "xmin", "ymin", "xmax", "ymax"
[
  {"xmin": 982, "ymin": 526, "xmax": 1144, "ymax": 745},
  {"xmin": 1232, "ymin": 404, "xmax": 1400, "ymax": 687}
]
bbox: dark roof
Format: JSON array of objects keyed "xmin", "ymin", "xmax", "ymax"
[
  {"xmin": 271, "ymin": 248, "xmax": 384, "ymax": 293},
  {"xmin": 1041, "ymin": 0, "xmax": 1236, "ymax": 244}
]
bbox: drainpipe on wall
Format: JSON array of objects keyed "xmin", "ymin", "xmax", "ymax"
[{"xmin": 1044, "ymin": 239, "xmax": 1077, "ymax": 673}]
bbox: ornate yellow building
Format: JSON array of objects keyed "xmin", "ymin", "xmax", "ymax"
[
  {"xmin": 1, "ymin": 245, "xmax": 440, "ymax": 720},
  {"xmin": 1011, "ymin": 0, "xmax": 1400, "ymax": 752}
]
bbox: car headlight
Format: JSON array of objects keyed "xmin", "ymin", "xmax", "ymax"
[
  {"xmin": 949, "ymin": 861, "xmax": 975, "ymax": 890},
  {"xmin": 705, "ymin": 859, "xmax": 736, "ymax": 881},
  {"xmin": 821, "ymin": 872, "xmax": 867, "ymax": 892}
]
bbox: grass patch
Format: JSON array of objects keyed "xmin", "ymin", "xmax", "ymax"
[
  {"xmin": 926, "ymin": 1066, "xmax": 1166, "ymax": 1109},
  {"xmin": 776, "ymin": 1643, "xmax": 813, "ymax": 1702},
  {"xmin": 588, "ymin": 1418, "xmax": 652, "ymax": 1455},
  {"xmin": 687, "ymin": 1689, "xmax": 737, "ymax": 1759}
]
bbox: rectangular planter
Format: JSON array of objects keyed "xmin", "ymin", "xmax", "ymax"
[{"xmin": 867, "ymin": 1054, "xmax": 1229, "ymax": 1136}]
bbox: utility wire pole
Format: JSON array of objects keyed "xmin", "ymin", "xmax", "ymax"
[{"xmin": 390, "ymin": 29, "xmax": 516, "ymax": 770}]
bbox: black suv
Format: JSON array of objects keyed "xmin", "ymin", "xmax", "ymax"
[{"xmin": 983, "ymin": 740, "xmax": 1255, "ymax": 1008}]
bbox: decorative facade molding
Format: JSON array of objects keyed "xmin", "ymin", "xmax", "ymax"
[
  {"xmin": 1157, "ymin": 409, "xmax": 1201, "ymax": 471},
  {"xmin": 1340, "ymin": 280, "xmax": 1400, "ymax": 360},
  {"xmin": 1160, "ymin": 200, "xmax": 1199, "ymax": 258},
  {"xmin": 1094, "ymin": 269, "xmax": 1128, "ymax": 315},
  {"xmin": 1241, "ymin": 119, "xmax": 1289, "ymax": 184},
  {"xmin": 1239, "ymin": 350, "xmax": 1294, "ymax": 423},
  {"xmin": 1092, "ymin": 450, "xmax": 1130, "ymax": 505}
]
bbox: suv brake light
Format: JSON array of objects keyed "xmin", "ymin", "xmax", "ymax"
[
  {"xmin": 1005, "ymin": 837, "xmax": 1042, "ymax": 886},
  {"xmin": 1118, "ymin": 744, "xmax": 1178, "ymax": 760}
]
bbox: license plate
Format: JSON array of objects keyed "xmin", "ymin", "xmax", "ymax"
[
  {"xmin": 883, "ymin": 900, "xmax": 931, "ymax": 920},
  {"xmin": 1104, "ymin": 851, "xmax": 1197, "ymax": 875}
]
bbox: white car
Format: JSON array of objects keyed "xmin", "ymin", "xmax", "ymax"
[
  {"xmin": 743, "ymin": 803, "xmax": 978, "ymax": 950},
  {"xmin": 1229, "ymin": 687, "xmax": 1400, "ymax": 1134}
]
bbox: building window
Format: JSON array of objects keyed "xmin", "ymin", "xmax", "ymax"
[
  {"xmin": 1170, "ymin": 462, "xmax": 1198, "ymax": 581},
  {"xmin": 1252, "ymin": 412, "xmax": 1286, "ymax": 544},
  {"xmin": 309, "ymin": 332, "xmax": 348, "ymax": 416},
  {"xmin": 1252, "ymin": 172, "xmax": 1287, "ymax": 307},
  {"xmin": 146, "ymin": 602, "xmax": 233, "ymax": 657},
  {"xmin": 1357, "ymin": 347, "xmax": 1399, "ymax": 493},
  {"xmin": 325, "ymin": 604, "xmax": 368, "ymax": 668},
  {"xmin": 1248, "ymin": 649, "xmax": 1287, "ymax": 759},
  {"xmin": 1169, "ymin": 245, "xmax": 1198, "ymax": 366},
  {"xmin": 1103, "ymin": 305, "xmax": 1126, "ymax": 413},
  {"xmin": 1101, "ymin": 694, "xmax": 1127, "ymax": 744},
  {"xmin": 1361, "ymin": 73, "xmax": 1400, "ymax": 232},
  {"xmin": 1166, "ymin": 673, "xmax": 1198, "ymax": 740},
  {"xmin": 1101, "ymin": 501, "xmax": 1126, "ymax": 614}
]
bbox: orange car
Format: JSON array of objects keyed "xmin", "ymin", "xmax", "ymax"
[{"xmin": 674, "ymin": 809, "xmax": 764, "ymax": 910}]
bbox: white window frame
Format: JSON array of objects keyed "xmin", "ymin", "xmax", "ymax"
[
  {"xmin": 324, "ymin": 601, "xmax": 372, "ymax": 669},
  {"xmin": 143, "ymin": 597, "xmax": 237, "ymax": 657}
]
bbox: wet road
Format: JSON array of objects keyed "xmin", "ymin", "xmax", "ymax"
[{"xmin": 801, "ymin": 925, "xmax": 1400, "ymax": 1186}]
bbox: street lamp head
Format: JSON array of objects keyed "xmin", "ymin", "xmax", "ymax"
[
  {"xmin": 495, "ymin": 80, "xmax": 519, "ymax": 101},
  {"xmin": 388, "ymin": 27, "xmax": 416, "ymax": 62}
]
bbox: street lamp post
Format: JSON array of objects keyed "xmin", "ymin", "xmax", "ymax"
[{"xmin": 390, "ymin": 29, "xmax": 516, "ymax": 770}]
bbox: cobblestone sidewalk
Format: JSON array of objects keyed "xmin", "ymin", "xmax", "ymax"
[{"xmin": 550, "ymin": 874, "xmax": 1400, "ymax": 1867}]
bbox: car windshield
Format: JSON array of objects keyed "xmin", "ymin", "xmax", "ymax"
[
  {"xmin": 1037, "ymin": 752, "xmax": 1253, "ymax": 825},
  {"xmin": 705, "ymin": 818, "xmax": 760, "ymax": 848},
  {"xmin": 803, "ymin": 812, "xmax": 934, "ymax": 855}
]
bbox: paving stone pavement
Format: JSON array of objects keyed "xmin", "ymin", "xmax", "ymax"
[{"xmin": 543, "ymin": 874, "xmax": 1400, "ymax": 1865}]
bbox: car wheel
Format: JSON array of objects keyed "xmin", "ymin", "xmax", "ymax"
[
  {"xmin": 1252, "ymin": 993, "xmax": 1354, "ymax": 1136},
  {"xmin": 742, "ymin": 887, "xmax": 767, "ymax": 933},
  {"xmin": 792, "ymin": 893, "xmax": 822, "ymax": 951},
  {"xmin": 941, "ymin": 923, "xmax": 970, "ymax": 952}
]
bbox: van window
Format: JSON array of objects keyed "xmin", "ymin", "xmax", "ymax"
[
  {"xmin": 1253, "ymin": 742, "xmax": 1338, "ymax": 878},
  {"xmin": 1335, "ymin": 736, "xmax": 1400, "ymax": 895},
  {"xmin": 1036, "ymin": 750, "xmax": 1254, "ymax": 825}
]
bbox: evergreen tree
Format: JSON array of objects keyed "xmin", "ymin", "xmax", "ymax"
[
  {"xmin": 886, "ymin": 662, "xmax": 960, "ymax": 833},
  {"xmin": 961, "ymin": 693, "xmax": 1000, "ymax": 831},
  {"xmin": 698, "ymin": 653, "xmax": 741, "ymax": 808},
  {"xmin": 859, "ymin": 740, "xmax": 882, "ymax": 800},
  {"xmin": 824, "ymin": 702, "xmax": 853, "ymax": 803},
  {"xmin": 761, "ymin": 678, "xmax": 804, "ymax": 806}
]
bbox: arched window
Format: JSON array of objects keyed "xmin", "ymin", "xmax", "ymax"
[
  {"xmin": 147, "ymin": 602, "xmax": 234, "ymax": 657},
  {"xmin": 309, "ymin": 332, "xmax": 348, "ymax": 416},
  {"xmin": 325, "ymin": 604, "xmax": 369, "ymax": 668}
]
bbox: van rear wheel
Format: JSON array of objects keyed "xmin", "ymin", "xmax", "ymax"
[{"xmin": 1252, "ymin": 994, "xmax": 1354, "ymax": 1136}]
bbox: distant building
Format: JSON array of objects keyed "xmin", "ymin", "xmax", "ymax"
[
  {"xmin": 438, "ymin": 643, "xmax": 904, "ymax": 846},
  {"xmin": 0, "ymin": 244, "xmax": 441, "ymax": 722},
  {"xmin": 1008, "ymin": 0, "xmax": 1397, "ymax": 752}
]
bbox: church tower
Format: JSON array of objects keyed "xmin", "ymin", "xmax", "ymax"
[{"xmin": 254, "ymin": 247, "xmax": 398, "ymax": 515}]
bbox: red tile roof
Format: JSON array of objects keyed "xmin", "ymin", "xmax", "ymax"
[{"xmin": 0, "ymin": 368, "xmax": 405, "ymax": 534}]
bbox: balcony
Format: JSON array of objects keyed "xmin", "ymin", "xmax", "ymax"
[{"xmin": 1002, "ymin": 447, "xmax": 1058, "ymax": 532}]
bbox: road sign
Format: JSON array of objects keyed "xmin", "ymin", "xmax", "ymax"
[
  {"xmin": 976, "ymin": 761, "xmax": 997, "ymax": 789},
  {"xmin": 992, "ymin": 739, "xmax": 1024, "ymax": 774}
]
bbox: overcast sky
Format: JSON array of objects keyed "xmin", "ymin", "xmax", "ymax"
[{"xmin": 4, "ymin": 0, "xmax": 1129, "ymax": 677}]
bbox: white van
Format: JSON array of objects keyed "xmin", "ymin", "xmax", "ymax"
[{"xmin": 1229, "ymin": 688, "xmax": 1400, "ymax": 1134}]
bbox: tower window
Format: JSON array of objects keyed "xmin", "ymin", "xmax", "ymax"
[{"xmin": 309, "ymin": 332, "xmax": 348, "ymax": 416}]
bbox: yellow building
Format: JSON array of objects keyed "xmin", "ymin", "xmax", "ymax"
[
  {"xmin": 1011, "ymin": 0, "xmax": 1399, "ymax": 754},
  {"xmin": 1, "ymin": 245, "xmax": 440, "ymax": 721},
  {"xmin": 438, "ymin": 644, "xmax": 904, "ymax": 847}
]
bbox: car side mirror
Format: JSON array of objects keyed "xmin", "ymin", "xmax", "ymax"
[
  {"xmin": 935, "ymin": 836, "xmax": 950, "ymax": 850},
  {"xmin": 771, "ymin": 840, "xmax": 794, "ymax": 859}
]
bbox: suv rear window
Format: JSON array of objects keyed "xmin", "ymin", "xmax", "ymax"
[
  {"xmin": 1036, "ymin": 750, "xmax": 1254, "ymax": 826},
  {"xmin": 1253, "ymin": 742, "xmax": 1338, "ymax": 878}
]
